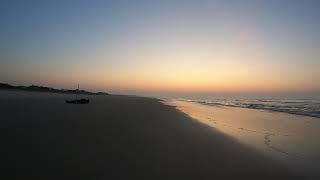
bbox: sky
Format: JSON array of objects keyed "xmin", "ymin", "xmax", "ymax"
[{"xmin": 1, "ymin": 0, "xmax": 320, "ymax": 97}]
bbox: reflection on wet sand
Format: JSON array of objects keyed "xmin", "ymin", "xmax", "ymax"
[{"xmin": 165, "ymin": 100, "xmax": 320, "ymax": 176}]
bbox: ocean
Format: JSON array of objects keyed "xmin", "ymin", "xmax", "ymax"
[{"xmin": 174, "ymin": 98, "xmax": 320, "ymax": 118}]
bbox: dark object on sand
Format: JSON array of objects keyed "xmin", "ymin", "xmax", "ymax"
[
  {"xmin": 65, "ymin": 98, "xmax": 90, "ymax": 104},
  {"xmin": 65, "ymin": 84, "xmax": 90, "ymax": 104}
]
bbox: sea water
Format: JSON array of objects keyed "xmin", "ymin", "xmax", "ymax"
[{"xmin": 174, "ymin": 98, "xmax": 320, "ymax": 118}]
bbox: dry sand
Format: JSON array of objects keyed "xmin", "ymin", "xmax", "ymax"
[{"xmin": 1, "ymin": 90, "xmax": 301, "ymax": 179}]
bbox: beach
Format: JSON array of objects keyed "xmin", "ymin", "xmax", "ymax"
[
  {"xmin": 1, "ymin": 90, "xmax": 301, "ymax": 179},
  {"xmin": 167, "ymin": 100, "xmax": 320, "ymax": 179}
]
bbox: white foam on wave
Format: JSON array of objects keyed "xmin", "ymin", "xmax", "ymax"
[{"xmin": 177, "ymin": 98, "xmax": 320, "ymax": 118}]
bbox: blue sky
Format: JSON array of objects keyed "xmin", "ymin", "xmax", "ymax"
[{"xmin": 1, "ymin": 0, "xmax": 319, "ymax": 96}]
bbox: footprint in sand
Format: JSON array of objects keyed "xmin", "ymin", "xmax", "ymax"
[
  {"xmin": 238, "ymin": 128, "xmax": 257, "ymax": 133},
  {"xmin": 264, "ymin": 133, "xmax": 290, "ymax": 155}
]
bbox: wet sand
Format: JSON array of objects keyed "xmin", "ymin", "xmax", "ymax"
[
  {"xmin": 1, "ymin": 91, "xmax": 301, "ymax": 179},
  {"xmin": 167, "ymin": 100, "xmax": 320, "ymax": 179}
]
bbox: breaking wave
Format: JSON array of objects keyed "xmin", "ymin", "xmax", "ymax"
[{"xmin": 178, "ymin": 99, "xmax": 320, "ymax": 118}]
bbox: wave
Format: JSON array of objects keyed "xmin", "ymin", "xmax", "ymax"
[{"xmin": 178, "ymin": 99, "xmax": 320, "ymax": 118}]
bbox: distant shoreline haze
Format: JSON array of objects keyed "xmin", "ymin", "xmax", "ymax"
[
  {"xmin": 131, "ymin": 90, "xmax": 320, "ymax": 101},
  {"xmin": 1, "ymin": 82, "xmax": 319, "ymax": 100}
]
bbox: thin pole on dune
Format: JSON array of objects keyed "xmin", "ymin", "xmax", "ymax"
[{"xmin": 76, "ymin": 84, "xmax": 79, "ymax": 100}]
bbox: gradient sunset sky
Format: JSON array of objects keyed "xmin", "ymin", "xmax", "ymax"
[{"xmin": 1, "ymin": 0, "xmax": 319, "ymax": 96}]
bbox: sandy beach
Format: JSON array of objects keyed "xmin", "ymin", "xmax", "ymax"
[
  {"xmin": 167, "ymin": 100, "xmax": 320, "ymax": 179},
  {"xmin": 1, "ymin": 90, "xmax": 301, "ymax": 179},
  {"xmin": 2, "ymin": 0, "xmax": 320, "ymax": 179}
]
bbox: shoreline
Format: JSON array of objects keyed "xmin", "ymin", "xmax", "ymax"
[
  {"xmin": 167, "ymin": 100, "xmax": 320, "ymax": 179},
  {"xmin": 175, "ymin": 99, "xmax": 320, "ymax": 119},
  {"xmin": 1, "ymin": 90, "xmax": 302, "ymax": 179}
]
